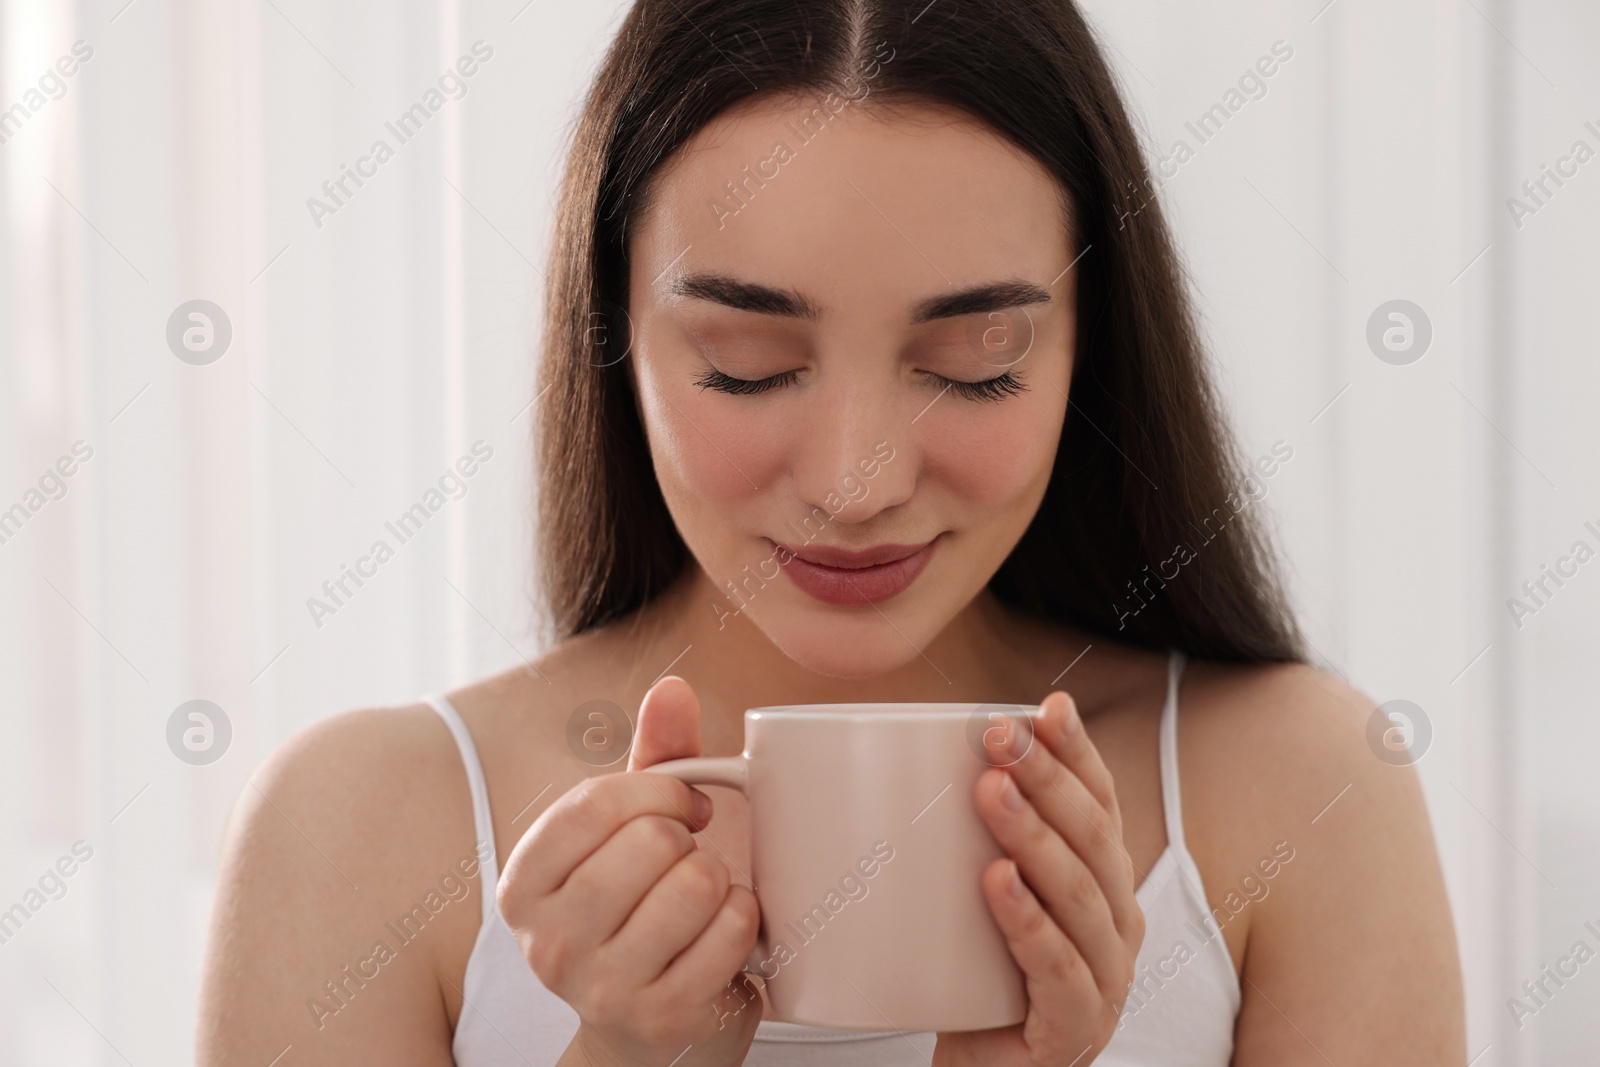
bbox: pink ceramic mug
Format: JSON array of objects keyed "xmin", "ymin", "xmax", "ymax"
[{"xmin": 649, "ymin": 702, "xmax": 1039, "ymax": 1032}]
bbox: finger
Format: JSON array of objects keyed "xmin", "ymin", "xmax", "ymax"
[
  {"xmin": 604, "ymin": 847, "xmax": 734, "ymax": 978},
  {"xmin": 505, "ymin": 772, "xmax": 711, "ymax": 900},
  {"xmin": 980, "ymin": 857, "xmax": 1099, "ymax": 1025},
  {"xmin": 1005, "ymin": 699, "xmax": 1142, "ymax": 940},
  {"xmin": 543, "ymin": 813, "xmax": 697, "ymax": 949},
  {"xmin": 629, "ymin": 675, "xmax": 703, "ymax": 771},
  {"xmin": 1037, "ymin": 691, "xmax": 1119, "ymax": 818},
  {"xmin": 976, "ymin": 767, "xmax": 1127, "ymax": 992},
  {"xmin": 652, "ymin": 883, "xmax": 762, "ymax": 1006}
]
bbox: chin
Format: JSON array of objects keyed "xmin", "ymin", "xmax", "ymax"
[{"xmin": 746, "ymin": 601, "xmax": 942, "ymax": 680}]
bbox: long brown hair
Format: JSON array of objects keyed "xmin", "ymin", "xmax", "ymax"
[{"xmin": 536, "ymin": 0, "xmax": 1304, "ymax": 664}]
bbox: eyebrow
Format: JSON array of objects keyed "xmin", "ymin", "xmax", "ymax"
[{"xmin": 667, "ymin": 273, "xmax": 1052, "ymax": 324}]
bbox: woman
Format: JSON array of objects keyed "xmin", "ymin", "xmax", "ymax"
[{"xmin": 197, "ymin": 1, "xmax": 1465, "ymax": 1064}]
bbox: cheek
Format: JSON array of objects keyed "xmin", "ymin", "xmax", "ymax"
[
  {"xmin": 926, "ymin": 400, "xmax": 1060, "ymax": 509},
  {"xmin": 638, "ymin": 375, "xmax": 788, "ymax": 507}
]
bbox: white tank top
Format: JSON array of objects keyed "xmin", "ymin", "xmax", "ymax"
[{"xmin": 423, "ymin": 650, "xmax": 1238, "ymax": 1066}]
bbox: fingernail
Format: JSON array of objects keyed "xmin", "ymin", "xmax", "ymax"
[
  {"xmin": 691, "ymin": 790, "xmax": 713, "ymax": 825},
  {"xmin": 1000, "ymin": 772, "xmax": 1022, "ymax": 811},
  {"xmin": 1007, "ymin": 860, "xmax": 1025, "ymax": 899},
  {"xmin": 1059, "ymin": 696, "xmax": 1080, "ymax": 737}
]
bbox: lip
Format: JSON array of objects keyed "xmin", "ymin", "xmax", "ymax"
[{"xmin": 767, "ymin": 534, "xmax": 943, "ymax": 606}]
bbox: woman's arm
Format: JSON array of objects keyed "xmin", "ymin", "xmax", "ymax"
[
  {"xmin": 196, "ymin": 706, "xmax": 478, "ymax": 1066},
  {"xmin": 1219, "ymin": 668, "xmax": 1466, "ymax": 1064}
]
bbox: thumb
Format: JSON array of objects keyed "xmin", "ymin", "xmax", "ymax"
[{"xmin": 627, "ymin": 675, "xmax": 703, "ymax": 771}]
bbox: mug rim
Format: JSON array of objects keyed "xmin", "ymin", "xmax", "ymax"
[{"xmin": 747, "ymin": 703, "xmax": 1039, "ymax": 719}]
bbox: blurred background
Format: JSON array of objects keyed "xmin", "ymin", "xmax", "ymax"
[{"xmin": 1, "ymin": 0, "xmax": 1596, "ymax": 1062}]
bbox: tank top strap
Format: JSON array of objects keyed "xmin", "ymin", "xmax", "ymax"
[
  {"xmin": 423, "ymin": 693, "xmax": 501, "ymax": 922},
  {"xmin": 1157, "ymin": 649, "xmax": 1189, "ymax": 855}
]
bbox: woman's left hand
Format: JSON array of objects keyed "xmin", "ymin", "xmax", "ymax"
[{"xmin": 935, "ymin": 691, "xmax": 1146, "ymax": 1067}]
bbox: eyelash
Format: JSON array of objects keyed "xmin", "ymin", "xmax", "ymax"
[{"xmin": 692, "ymin": 368, "xmax": 1029, "ymax": 402}]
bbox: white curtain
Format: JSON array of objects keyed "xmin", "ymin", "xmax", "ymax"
[{"xmin": 1, "ymin": 0, "xmax": 1594, "ymax": 1063}]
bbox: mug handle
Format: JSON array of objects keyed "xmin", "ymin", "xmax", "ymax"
[
  {"xmin": 647, "ymin": 756, "xmax": 770, "ymax": 977},
  {"xmin": 647, "ymin": 755, "xmax": 747, "ymax": 792}
]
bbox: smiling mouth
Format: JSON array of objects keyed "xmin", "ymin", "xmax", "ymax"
[{"xmin": 766, "ymin": 534, "xmax": 943, "ymax": 606}]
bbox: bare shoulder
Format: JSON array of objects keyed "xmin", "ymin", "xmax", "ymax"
[
  {"xmin": 1178, "ymin": 659, "xmax": 1417, "ymax": 909},
  {"xmin": 1181, "ymin": 659, "xmax": 1393, "ymax": 847},
  {"xmin": 231, "ymin": 700, "xmax": 485, "ymax": 887},
  {"xmin": 198, "ymin": 611, "xmax": 670, "ymax": 1065},
  {"xmin": 249, "ymin": 700, "xmax": 474, "ymax": 829},
  {"xmin": 199, "ymin": 701, "xmax": 484, "ymax": 1065},
  {"xmin": 1177, "ymin": 659, "xmax": 1465, "ymax": 1063}
]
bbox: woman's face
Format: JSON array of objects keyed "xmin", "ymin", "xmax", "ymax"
[{"xmin": 626, "ymin": 94, "xmax": 1076, "ymax": 678}]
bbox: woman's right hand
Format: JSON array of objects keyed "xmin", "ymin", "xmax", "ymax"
[{"xmin": 498, "ymin": 677, "xmax": 763, "ymax": 1067}]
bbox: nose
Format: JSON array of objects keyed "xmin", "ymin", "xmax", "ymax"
[{"xmin": 788, "ymin": 373, "xmax": 914, "ymax": 527}]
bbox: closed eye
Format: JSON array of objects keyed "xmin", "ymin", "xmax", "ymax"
[
  {"xmin": 692, "ymin": 367, "xmax": 798, "ymax": 395},
  {"xmin": 692, "ymin": 367, "xmax": 1028, "ymax": 402},
  {"xmin": 929, "ymin": 370, "xmax": 1029, "ymax": 402}
]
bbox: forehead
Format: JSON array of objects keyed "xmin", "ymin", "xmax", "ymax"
[{"xmin": 629, "ymin": 94, "xmax": 1073, "ymax": 316}]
